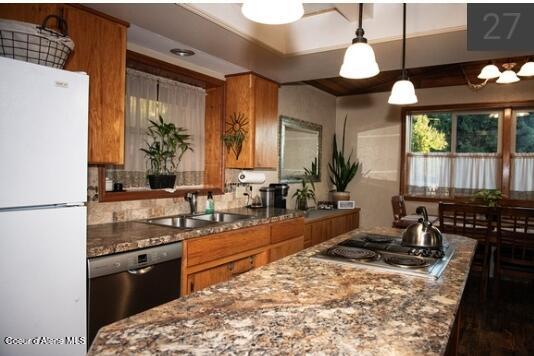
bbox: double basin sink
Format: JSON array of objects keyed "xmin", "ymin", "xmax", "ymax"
[{"xmin": 145, "ymin": 212, "xmax": 253, "ymax": 230}]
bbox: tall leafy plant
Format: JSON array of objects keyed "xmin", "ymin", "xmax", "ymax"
[
  {"xmin": 329, "ymin": 115, "xmax": 359, "ymax": 192},
  {"xmin": 141, "ymin": 115, "xmax": 192, "ymax": 175}
]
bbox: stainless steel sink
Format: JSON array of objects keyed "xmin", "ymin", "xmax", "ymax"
[
  {"xmin": 146, "ymin": 216, "xmax": 213, "ymax": 229},
  {"xmin": 192, "ymin": 213, "xmax": 253, "ymax": 223}
]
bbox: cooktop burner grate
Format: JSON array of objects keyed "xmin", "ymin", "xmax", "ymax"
[
  {"xmin": 363, "ymin": 234, "xmax": 394, "ymax": 243},
  {"xmin": 326, "ymin": 246, "xmax": 378, "ymax": 261},
  {"xmin": 384, "ymin": 256, "xmax": 430, "ymax": 269}
]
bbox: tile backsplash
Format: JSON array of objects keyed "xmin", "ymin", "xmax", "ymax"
[{"xmin": 87, "ymin": 167, "xmax": 268, "ymax": 225}]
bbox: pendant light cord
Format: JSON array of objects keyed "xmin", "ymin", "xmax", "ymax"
[
  {"xmin": 358, "ymin": 3, "xmax": 363, "ymax": 29},
  {"xmin": 402, "ymin": 3, "xmax": 406, "ymax": 75},
  {"xmin": 354, "ymin": 3, "xmax": 366, "ymax": 43}
]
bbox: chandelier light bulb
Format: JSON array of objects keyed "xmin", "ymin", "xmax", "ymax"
[
  {"xmin": 478, "ymin": 64, "xmax": 501, "ymax": 80},
  {"xmin": 517, "ymin": 61, "xmax": 534, "ymax": 77}
]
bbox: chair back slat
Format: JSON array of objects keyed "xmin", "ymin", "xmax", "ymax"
[
  {"xmin": 438, "ymin": 202, "xmax": 496, "ymax": 242},
  {"xmin": 498, "ymin": 207, "xmax": 534, "ymax": 267}
]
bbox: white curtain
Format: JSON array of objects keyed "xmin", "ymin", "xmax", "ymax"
[
  {"xmin": 511, "ymin": 155, "xmax": 534, "ymax": 192},
  {"xmin": 408, "ymin": 155, "xmax": 451, "ymax": 194},
  {"xmin": 453, "ymin": 155, "xmax": 499, "ymax": 190},
  {"xmin": 408, "ymin": 154, "xmax": 500, "ymax": 195},
  {"xmin": 124, "ymin": 69, "xmax": 205, "ymax": 173}
]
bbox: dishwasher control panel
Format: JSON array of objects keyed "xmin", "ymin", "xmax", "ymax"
[{"xmin": 88, "ymin": 242, "xmax": 183, "ymax": 278}]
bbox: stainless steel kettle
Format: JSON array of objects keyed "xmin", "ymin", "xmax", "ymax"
[{"xmin": 401, "ymin": 206, "xmax": 443, "ymax": 250}]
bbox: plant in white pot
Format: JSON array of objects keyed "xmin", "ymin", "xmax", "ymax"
[
  {"xmin": 141, "ymin": 115, "xmax": 192, "ymax": 189},
  {"xmin": 328, "ymin": 115, "xmax": 359, "ymax": 201}
]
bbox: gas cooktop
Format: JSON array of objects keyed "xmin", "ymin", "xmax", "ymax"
[{"xmin": 312, "ymin": 233, "xmax": 454, "ymax": 279}]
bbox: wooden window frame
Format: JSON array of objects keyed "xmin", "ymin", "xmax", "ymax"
[
  {"xmin": 400, "ymin": 100, "xmax": 534, "ymax": 208},
  {"xmin": 96, "ymin": 51, "xmax": 226, "ymax": 202}
]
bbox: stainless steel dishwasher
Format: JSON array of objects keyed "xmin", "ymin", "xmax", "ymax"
[{"xmin": 87, "ymin": 242, "xmax": 182, "ymax": 345}]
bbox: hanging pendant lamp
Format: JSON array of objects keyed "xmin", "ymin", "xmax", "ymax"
[
  {"xmin": 388, "ymin": 3, "xmax": 417, "ymax": 105},
  {"xmin": 339, "ymin": 3, "xmax": 380, "ymax": 79},
  {"xmin": 242, "ymin": 0, "xmax": 304, "ymax": 25}
]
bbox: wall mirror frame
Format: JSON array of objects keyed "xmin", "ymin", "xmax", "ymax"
[
  {"xmin": 279, "ymin": 115, "xmax": 322, "ymax": 183},
  {"xmin": 97, "ymin": 50, "xmax": 225, "ymax": 202}
]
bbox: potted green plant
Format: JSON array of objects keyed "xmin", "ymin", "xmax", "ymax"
[
  {"xmin": 140, "ymin": 115, "xmax": 192, "ymax": 189},
  {"xmin": 472, "ymin": 189, "xmax": 502, "ymax": 207},
  {"xmin": 292, "ymin": 178, "xmax": 316, "ymax": 211},
  {"xmin": 329, "ymin": 115, "xmax": 359, "ymax": 201}
]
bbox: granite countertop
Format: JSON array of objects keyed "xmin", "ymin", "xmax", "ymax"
[
  {"xmin": 304, "ymin": 207, "xmax": 360, "ymax": 223},
  {"xmin": 89, "ymin": 227, "xmax": 476, "ymax": 355},
  {"xmin": 87, "ymin": 208, "xmax": 304, "ymax": 258}
]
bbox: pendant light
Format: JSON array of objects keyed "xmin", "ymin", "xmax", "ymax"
[
  {"xmin": 496, "ymin": 63, "xmax": 520, "ymax": 84},
  {"xmin": 339, "ymin": 3, "xmax": 380, "ymax": 79},
  {"xmin": 478, "ymin": 64, "xmax": 501, "ymax": 80},
  {"xmin": 388, "ymin": 4, "xmax": 417, "ymax": 105},
  {"xmin": 517, "ymin": 59, "xmax": 534, "ymax": 77},
  {"xmin": 241, "ymin": 0, "xmax": 304, "ymax": 25}
]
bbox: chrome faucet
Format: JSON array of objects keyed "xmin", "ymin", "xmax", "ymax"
[{"xmin": 185, "ymin": 191, "xmax": 198, "ymax": 214}]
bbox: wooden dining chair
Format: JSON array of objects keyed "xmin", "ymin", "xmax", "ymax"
[
  {"xmin": 439, "ymin": 202, "xmax": 497, "ymax": 299},
  {"xmin": 391, "ymin": 195, "xmax": 438, "ymax": 228},
  {"xmin": 495, "ymin": 207, "xmax": 534, "ymax": 296},
  {"xmin": 391, "ymin": 195, "xmax": 408, "ymax": 228}
]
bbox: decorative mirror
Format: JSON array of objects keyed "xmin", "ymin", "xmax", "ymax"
[{"xmin": 279, "ymin": 116, "xmax": 322, "ymax": 183}]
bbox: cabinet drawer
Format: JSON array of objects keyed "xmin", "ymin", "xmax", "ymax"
[
  {"xmin": 270, "ymin": 236, "xmax": 304, "ymax": 263},
  {"xmin": 187, "ymin": 224, "xmax": 270, "ymax": 267},
  {"xmin": 271, "ymin": 218, "xmax": 304, "ymax": 244},
  {"xmin": 186, "ymin": 250, "xmax": 268, "ymax": 294}
]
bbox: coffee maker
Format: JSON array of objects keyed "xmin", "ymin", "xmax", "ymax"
[{"xmin": 269, "ymin": 183, "xmax": 289, "ymax": 209}]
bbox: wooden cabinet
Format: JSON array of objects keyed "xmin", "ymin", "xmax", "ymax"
[
  {"xmin": 0, "ymin": 4, "xmax": 127, "ymax": 164},
  {"xmin": 186, "ymin": 250, "xmax": 268, "ymax": 294},
  {"xmin": 186, "ymin": 224, "xmax": 270, "ymax": 267},
  {"xmin": 305, "ymin": 209, "xmax": 360, "ymax": 248},
  {"xmin": 311, "ymin": 219, "xmax": 332, "ymax": 246},
  {"xmin": 182, "ymin": 217, "xmax": 304, "ymax": 296},
  {"xmin": 270, "ymin": 236, "xmax": 304, "ymax": 263},
  {"xmin": 224, "ymin": 73, "xmax": 278, "ymax": 169}
]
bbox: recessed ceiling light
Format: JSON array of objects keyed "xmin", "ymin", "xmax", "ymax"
[{"xmin": 170, "ymin": 48, "xmax": 195, "ymax": 57}]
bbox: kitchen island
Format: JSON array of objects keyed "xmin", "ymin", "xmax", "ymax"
[{"xmin": 89, "ymin": 227, "xmax": 476, "ymax": 355}]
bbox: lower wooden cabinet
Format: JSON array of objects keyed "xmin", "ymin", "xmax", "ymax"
[
  {"xmin": 305, "ymin": 209, "xmax": 360, "ymax": 248},
  {"xmin": 182, "ymin": 212, "xmax": 359, "ymax": 296},
  {"xmin": 186, "ymin": 250, "xmax": 268, "ymax": 294},
  {"xmin": 269, "ymin": 236, "xmax": 304, "ymax": 263}
]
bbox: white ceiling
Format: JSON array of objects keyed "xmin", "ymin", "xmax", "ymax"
[{"xmin": 87, "ymin": 3, "xmax": 532, "ymax": 83}]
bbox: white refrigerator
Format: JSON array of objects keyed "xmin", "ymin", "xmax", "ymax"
[{"xmin": 0, "ymin": 57, "xmax": 88, "ymax": 356}]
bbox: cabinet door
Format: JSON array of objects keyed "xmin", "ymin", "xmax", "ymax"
[
  {"xmin": 186, "ymin": 251, "xmax": 267, "ymax": 294},
  {"xmin": 225, "ymin": 74, "xmax": 254, "ymax": 168},
  {"xmin": 311, "ymin": 220, "xmax": 332, "ymax": 246},
  {"xmin": 253, "ymin": 76, "xmax": 278, "ymax": 168},
  {"xmin": 304, "ymin": 223, "xmax": 312, "ymax": 248},
  {"xmin": 0, "ymin": 4, "xmax": 63, "ymax": 26},
  {"xmin": 331, "ymin": 215, "xmax": 349, "ymax": 237},
  {"xmin": 63, "ymin": 6, "xmax": 127, "ymax": 164},
  {"xmin": 270, "ymin": 236, "xmax": 304, "ymax": 263}
]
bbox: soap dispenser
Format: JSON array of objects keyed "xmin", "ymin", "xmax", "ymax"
[{"xmin": 205, "ymin": 191, "xmax": 215, "ymax": 214}]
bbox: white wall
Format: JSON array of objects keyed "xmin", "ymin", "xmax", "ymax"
[{"xmin": 336, "ymin": 80, "xmax": 534, "ymax": 228}]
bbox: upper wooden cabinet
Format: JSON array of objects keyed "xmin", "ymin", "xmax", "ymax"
[
  {"xmin": 0, "ymin": 4, "xmax": 127, "ymax": 165},
  {"xmin": 225, "ymin": 73, "xmax": 279, "ymax": 169}
]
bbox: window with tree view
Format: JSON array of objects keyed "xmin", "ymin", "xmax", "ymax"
[
  {"xmin": 511, "ymin": 110, "xmax": 534, "ymax": 200},
  {"xmin": 407, "ymin": 110, "xmax": 501, "ymax": 198}
]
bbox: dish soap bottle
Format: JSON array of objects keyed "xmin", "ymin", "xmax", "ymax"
[{"xmin": 205, "ymin": 191, "xmax": 215, "ymax": 214}]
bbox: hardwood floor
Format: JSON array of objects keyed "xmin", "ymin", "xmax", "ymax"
[{"xmin": 459, "ymin": 276, "xmax": 534, "ymax": 355}]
